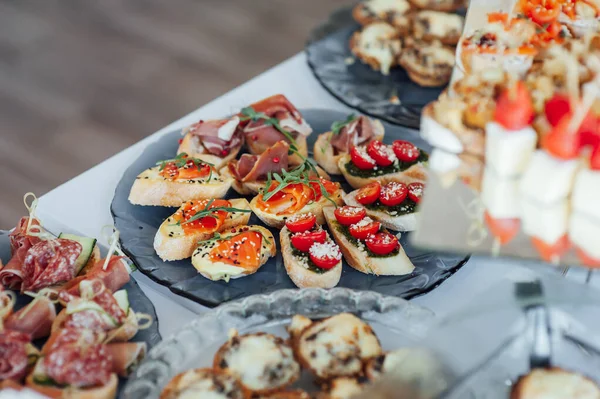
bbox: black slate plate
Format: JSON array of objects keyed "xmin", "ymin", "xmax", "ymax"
[
  {"xmin": 111, "ymin": 109, "xmax": 469, "ymax": 307},
  {"xmin": 306, "ymin": 6, "xmax": 456, "ymax": 129},
  {"xmin": 0, "ymin": 230, "xmax": 161, "ymax": 395}
]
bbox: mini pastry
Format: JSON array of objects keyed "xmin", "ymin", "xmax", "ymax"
[
  {"xmin": 412, "ymin": 10, "xmax": 464, "ymax": 46},
  {"xmin": 511, "ymin": 368, "xmax": 600, "ymax": 399},
  {"xmin": 352, "ymin": 0, "xmax": 412, "ymax": 34},
  {"xmin": 399, "ymin": 40, "xmax": 455, "ymax": 87},
  {"xmin": 350, "ymin": 22, "xmax": 402, "ymax": 75},
  {"xmin": 408, "ymin": 0, "xmax": 466, "ymax": 12},
  {"xmin": 161, "ymin": 368, "xmax": 249, "ymax": 399}
]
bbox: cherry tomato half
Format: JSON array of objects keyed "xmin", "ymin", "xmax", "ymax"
[
  {"xmin": 285, "ymin": 213, "xmax": 317, "ymax": 233},
  {"xmin": 365, "ymin": 232, "xmax": 399, "ymax": 256},
  {"xmin": 291, "ymin": 229, "xmax": 326, "ymax": 252},
  {"xmin": 350, "ymin": 146, "xmax": 376, "ymax": 170},
  {"xmin": 542, "ymin": 116, "xmax": 580, "ymax": 160},
  {"xmin": 494, "ymin": 81, "xmax": 534, "ymax": 130},
  {"xmin": 367, "ymin": 141, "xmax": 396, "ymax": 167},
  {"xmin": 334, "ymin": 206, "xmax": 366, "ymax": 226},
  {"xmin": 392, "ymin": 140, "xmax": 420, "ymax": 162},
  {"xmin": 407, "ymin": 182, "xmax": 425, "ymax": 204},
  {"xmin": 356, "ymin": 182, "xmax": 381, "ymax": 205},
  {"xmin": 309, "ymin": 242, "xmax": 342, "ymax": 270},
  {"xmin": 349, "ymin": 219, "xmax": 381, "ymax": 240},
  {"xmin": 590, "ymin": 144, "xmax": 600, "ymax": 171},
  {"xmin": 484, "ymin": 212, "xmax": 520, "ymax": 245},
  {"xmin": 379, "ymin": 182, "xmax": 408, "ymax": 206},
  {"xmin": 528, "ymin": 0, "xmax": 560, "ymax": 25},
  {"xmin": 544, "ymin": 94, "xmax": 571, "ymax": 127}
]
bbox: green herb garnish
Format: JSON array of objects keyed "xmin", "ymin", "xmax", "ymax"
[
  {"xmin": 322, "ymin": 114, "xmax": 357, "ymax": 154},
  {"xmin": 197, "ymin": 229, "xmax": 272, "ymax": 246},
  {"xmin": 239, "ymin": 107, "xmax": 299, "ymax": 152}
]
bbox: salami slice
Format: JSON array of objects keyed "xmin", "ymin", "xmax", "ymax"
[
  {"xmin": 0, "ymin": 330, "xmax": 32, "ymax": 381},
  {"xmin": 42, "ymin": 344, "xmax": 112, "ymax": 388},
  {"xmin": 61, "ymin": 256, "xmax": 130, "ymax": 295},
  {"xmin": 1, "ymin": 217, "xmax": 44, "ymax": 290},
  {"xmin": 9, "ymin": 217, "xmax": 41, "ymax": 255},
  {"xmin": 43, "ymin": 328, "xmax": 105, "ymax": 355},
  {"xmin": 5, "ymin": 296, "xmax": 56, "ymax": 340},
  {"xmin": 21, "ymin": 239, "xmax": 82, "ymax": 292}
]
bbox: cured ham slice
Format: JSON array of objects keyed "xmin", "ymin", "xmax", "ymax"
[
  {"xmin": 185, "ymin": 117, "xmax": 244, "ymax": 156},
  {"xmin": 61, "ymin": 255, "xmax": 130, "ymax": 295},
  {"xmin": 21, "ymin": 239, "xmax": 82, "ymax": 293},
  {"xmin": 0, "ymin": 330, "xmax": 33, "ymax": 382},
  {"xmin": 0, "ymin": 217, "xmax": 43, "ymax": 290},
  {"xmin": 228, "ymin": 141, "xmax": 290, "ymax": 182},
  {"xmin": 9, "ymin": 217, "xmax": 42, "ymax": 255},
  {"xmin": 5, "ymin": 296, "xmax": 57, "ymax": 340},
  {"xmin": 106, "ymin": 342, "xmax": 147, "ymax": 377},
  {"xmin": 330, "ymin": 116, "xmax": 377, "ymax": 153}
]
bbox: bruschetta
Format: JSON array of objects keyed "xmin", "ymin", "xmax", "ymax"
[
  {"xmin": 323, "ymin": 206, "xmax": 415, "ymax": 275},
  {"xmin": 314, "ymin": 115, "xmax": 385, "ymax": 175},
  {"xmin": 408, "ymin": 0, "xmax": 466, "ymax": 12},
  {"xmin": 343, "ymin": 181, "xmax": 423, "ymax": 231},
  {"xmin": 250, "ymin": 175, "xmax": 344, "ymax": 229},
  {"xmin": 412, "ymin": 10, "xmax": 464, "ymax": 46},
  {"xmin": 128, "ymin": 153, "xmax": 233, "ymax": 207},
  {"xmin": 154, "ymin": 198, "xmax": 251, "ymax": 261},
  {"xmin": 511, "ymin": 368, "xmax": 600, "ymax": 399},
  {"xmin": 214, "ymin": 331, "xmax": 300, "ymax": 395},
  {"xmin": 352, "ymin": 0, "xmax": 412, "ymax": 34},
  {"xmin": 350, "ymin": 22, "xmax": 402, "ymax": 76},
  {"xmin": 238, "ymin": 94, "xmax": 312, "ymax": 165},
  {"xmin": 338, "ymin": 139, "xmax": 428, "ymax": 189},
  {"xmin": 191, "ymin": 225, "xmax": 276, "ymax": 282},
  {"xmin": 161, "ymin": 368, "xmax": 250, "ymax": 399},
  {"xmin": 280, "ymin": 213, "xmax": 343, "ymax": 289},
  {"xmin": 177, "ymin": 116, "xmax": 244, "ymax": 170},
  {"xmin": 399, "ymin": 39, "xmax": 456, "ymax": 87}
]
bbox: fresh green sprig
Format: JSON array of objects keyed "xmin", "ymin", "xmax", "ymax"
[
  {"xmin": 197, "ymin": 229, "xmax": 272, "ymax": 246},
  {"xmin": 239, "ymin": 107, "xmax": 299, "ymax": 152},
  {"xmin": 156, "ymin": 153, "xmax": 216, "ymax": 181},
  {"xmin": 322, "ymin": 114, "xmax": 357, "ymax": 153}
]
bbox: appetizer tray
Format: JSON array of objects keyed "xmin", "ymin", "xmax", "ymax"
[
  {"xmin": 0, "ymin": 228, "xmax": 162, "ymax": 396},
  {"xmin": 122, "ymin": 288, "xmax": 435, "ymax": 399},
  {"xmin": 111, "ymin": 109, "xmax": 468, "ymax": 307},
  {"xmin": 306, "ymin": 6, "xmax": 462, "ymax": 129}
]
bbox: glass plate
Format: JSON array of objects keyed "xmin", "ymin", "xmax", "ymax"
[{"xmin": 123, "ymin": 288, "xmax": 435, "ymax": 399}]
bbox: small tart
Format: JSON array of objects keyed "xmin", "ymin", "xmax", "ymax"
[
  {"xmin": 399, "ymin": 40, "xmax": 455, "ymax": 87},
  {"xmin": 161, "ymin": 368, "xmax": 249, "ymax": 399},
  {"xmin": 352, "ymin": 0, "xmax": 412, "ymax": 34},
  {"xmin": 350, "ymin": 22, "xmax": 402, "ymax": 75},
  {"xmin": 413, "ymin": 10, "xmax": 464, "ymax": 45},
  {"xmin": 407, "ymin": 0, "xmax": 466, "ymax": 12}
]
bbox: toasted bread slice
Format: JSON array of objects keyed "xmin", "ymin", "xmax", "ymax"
[
  {"xmin": 280, "ymin": 226, "xmax": 342, "ymax": 288},
  {"xmin": 26, "ymin": 372, "xmax": 118, "ymax": 399},
  {"xmin": 161, "ymin": 368, "xmax": 250, "ymax": 399},
  {"xmin": 191, "ymin": 225, "xmax": 276, "ymax": 282},
  {"xmin": 214, "ymin": 332, "xmax": 300, "ymax": 395},
  {"xmin": 177, "ymin": 132, "xmax": 242, "ymax": 170},
  {"xmin": 154, "ymin": 198, "xmax": 251, "ymax": 261},
  {"xmin": 343, "ymin": 190, "xmax": 418, "ymax": 232},
  {"xmin": 323, "ymin": 207, "xmax": 415, "ymax": 275},
  {"xmin": 128, "ymin": 166, "xmax": 233, "ymax": 207},
  {"xmin": 337, "ymin": 153, "xmax": 427, "ymax": 190},
  {"xmin": 313, "ymin": 125, "xmax": 384, "ymax": 175},
  {"xmin": 511, "ymin": 368, "xmax": 600, "ymax": 399}
]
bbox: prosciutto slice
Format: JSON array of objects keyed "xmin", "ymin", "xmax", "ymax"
[
  {"xmin": 241, "ymin": 94, "xmax": 312, "ymax": 155},
  {"xmin": 186, "ymin": 117, "xmax": 244, "ymax": 156},
  {"xmin": 228, "ymin": 140, "xmax": 290, "ymax": 182},
  {"xmin": 106, "ymin": 342, "xmax": 147, "ymax": 377},
  {"xmin": 0, "ymin": 217, "xmax": 43, "ymax": 290},
  {"xmin": 61, "ymin": 256, "xmax": 130, "ymax": 295},
  {"xmin": 329, "ymin": 116, "xmax": 377, "ymax": 153},
  {"xmin": 0, "ymin": 330, "xmax": 32, "ymax": 382},
  {"xmin": 5, "ymin": 296, "xmax": 57, "ymax": 340},
  {"xmin": 21, "ymin": 239, "xmax": 82, "ymax": 293}
]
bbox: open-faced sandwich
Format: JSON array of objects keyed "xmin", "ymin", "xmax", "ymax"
[
  {"xmin": 280, "ymin": 213, "xmax": 343, "ymax": 289},
  {"xmin": 343, "ymin": 181, "xmax": 423, "ymax": 231},
  {"xmin": 399, "ymin": 39, "xmax": 456, "ymax": 87},
  {"xmin": 408, "ymin": 0, "xmax": 466, "ymax": 12},
  {"xmin": 129, "ymin": 153, "xmax": 232, "ymax": 207},
  {"xmin": 338, "ymin": 139, "xmax": 428, "ymax": 189},
  {"xmin": 515, "ymin": 0, "xmax": 600, "ymax": 38},
  {"xmin": 412, "ymin": 10, "xmax": 464, "ymax": 46},
  {"xmin": 323, "ymin": 206, "xmax": 415, "ymax": 275},
  {"xmin": 191, "ymin": 225, "xmax": 276, "ymax": 282},
  {"xmin": 352, "ymin": 0, "xmax": 412, "ymax": 34},
  {"xmin": 511, "ymin": 368, "xmax": 600, "ymax": 399},
  {"xmin": 238, "ymin": 94, "xmax": 312, "ymax": 165},
  {"xmin": 350, "ymin": 22, "xmax": 403, "ymax": 76},
  {"xmin": 314, "ymin": 115, "xmax": 385, "ymax": 175},
  {"xmin": 161, "ymin": 368, "xmax": 250, "ymax": 399},
  {"xmin": 177, "ymin": 115, "xmax": 244, "ymax": 170},
  {"xmin": 154, "ymin": 198, "xmax": 251, "ymax": 261}
]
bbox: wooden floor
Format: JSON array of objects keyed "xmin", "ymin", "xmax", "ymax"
[{"xmin": 0, "ymin": 0, "xmax": 345, "ymax": 228}]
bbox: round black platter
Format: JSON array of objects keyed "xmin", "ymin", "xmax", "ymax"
[
  {"xmin": 0, "ymin": 231, "xmax": 161, "ymax": 396},
  {"xmin": 111, "ymin": 109, "xmax": 469, "ymax": 307},
  {"xmin": 306, "ymin": 6, "xmax": 456, "ymax": 129}
]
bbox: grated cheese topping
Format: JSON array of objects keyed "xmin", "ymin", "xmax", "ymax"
[
  {"xmin": 309, "ymin": 241, "xmax": 342, "ymax": 261},
  {"xmin": 380, "ymin": 182, "xmax": 406, "ymax": 202},
  {"xmin": 352, "ymin": 216, "xmax": 374, "ymax": 228},
  {"xmin": 355, "ymin": 145, "xmax": 376, "ymax": 164},
  {"xmin": 338, "ymin": 206, "xmax": 365, "ymax": 217},
  {"xmin": 287, "ymin": 212, "xmax": 314, "ymax": 223}
]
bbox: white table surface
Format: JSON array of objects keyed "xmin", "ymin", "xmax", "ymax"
[{"xmin": 34, "ymin": 52, "xmax": 593, "ymax": 339}]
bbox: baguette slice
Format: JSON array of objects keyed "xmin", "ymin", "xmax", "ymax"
[
  {"xmin": 191, "ymin": 225, "xmax": 276, "ymax": 282},
  {"xmin": 128, "ymin": 165, "xmax": 233, "ymax": 207},
  {"xmin": 338, "ymin": 153, "xmax": 427, "ymax": 190},
  {"xmin": 323, "ymin": 207, "xmax": 415, "ymax": 275},
  {"xmin": 26, "ymin": 371, "xmax": 118, "ymax": 399},
  {"xmin": 177, "ymin": 132, "xmax": 242, "ymax": 170},
  {"xmin": 343, "ymin": 190, "xmax": 418, "ymax": 232},
  {"xmin": 280, "ymin": 226, "xmax": 342, "ymax": 288},
  {"xmin": 250, "ymin": 189, "xmax": 344, "ymax": 229},
  {"xmin": 154, "ymin": 198, "xmax": 251, "ymax": 261}
]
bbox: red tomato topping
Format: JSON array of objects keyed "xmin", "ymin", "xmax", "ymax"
[
  {"xmin": 542, "ymin": 116, "xmax": 581, "ymax": 160},
  {"xmin": 350, "ymin": 146, "xmax": 376, "ymax": 170},
  {"xmin": 379, "ymin": 182, "xmax": 408, "ymax": 206},
  {"xmin": 576, "ymin": 248, "xmax": 600, "ymax": 268},
  {"xmin": 291, "ymin": 229, "xmax": 326, "ymax": 252},
  {"xmin": 159, "ymin": 158, "xmax": 211, "ymax": 180},
  {"xmin": 285, "ymin": 213, "xmax": 317, "ymax": 233},
  {"xmin": 349, "ymin": 218, "xmax": 381, "ymax": 240},
  {"xmin": 484, "ymin": 212, "xmax": 520, "ymax": 245},
  {"xmin": 210, "ymin": 231, "xmax": 263, "ymax": 269},
  {"xmin": 531, "ymin": 234, "xmax": 570, "ymax": 263},
  {"xmin": 487, "ymin": 12, "xmax": 508, "ymax": 24},
  {"xmin": 494, "ymin": 81, "xmax": 534, "ymax": 130},
  {"xmin": 365, "ymin": 232, "xmax": 399, "ymax": 255},
  {"xmin": 579, "ymin": 114, "xmax": 600, "ymax": 149},
  {"xmin": 545, "ymin": 94, "xmax": 571, "ymax": 127},
  {"xmin": 367, "ymin": 141, "xmax": 396, "ymax": 167},
  {"xmin": 334, "ymin": 206, "xmax": 366, "ymax": 226},
  {"xmin": 356, "ymin": 182, "xmax": 381, "ymax": 205},
  {"xmin": 392, "ymin": 140, "xmax": 420, "ymax": 162},
  {"xmin": 407, "ymin": 182, "xmax": 424, "ymax": 204},
  {"xmin": 309, "ymin": 241, "xmax": 342, "ymax": 269},
  {"xmin": 528, "ymin": 0, "xmax": 560, "ymax": 25},
  {"xmin": 309, "ymin": 178, "xmax": 340, "ymax": 201},
  {"xmin": 590, "ymin": 144, "xmax": 600, "ymax": 171}
]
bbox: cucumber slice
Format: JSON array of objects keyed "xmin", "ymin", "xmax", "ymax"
[
  {"xmin": 66, "ymin": 301, "xmax": 118, "ymax": 328},
  {"xmin": 58, "ymin": 233, "xmax": 97, "ymax": 275},
  {"xmin": 113, "ymin": 290, "xmax": 130, "ymax": 314}
]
